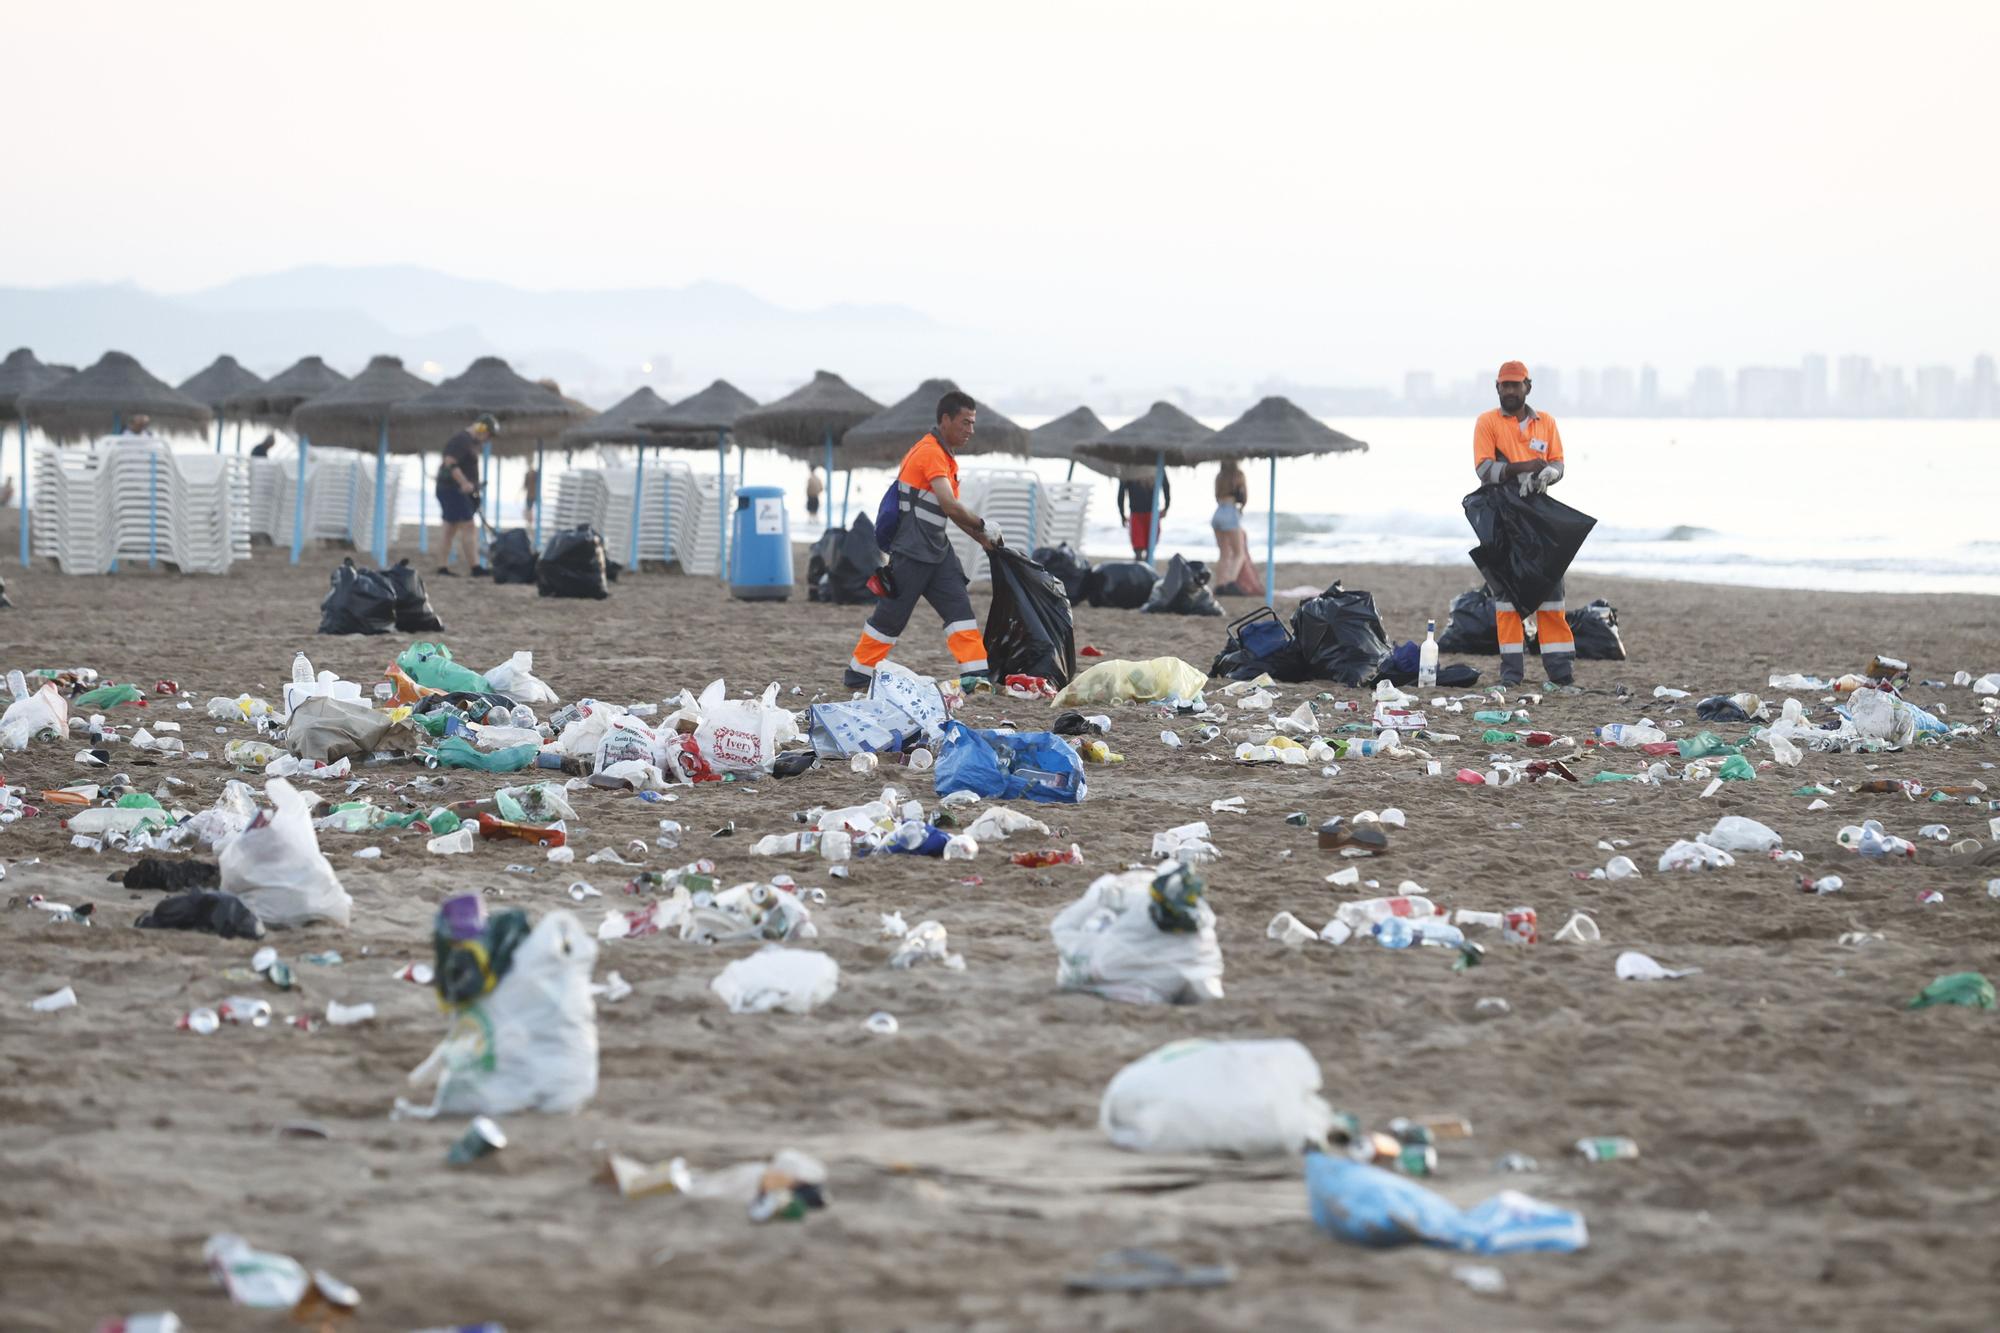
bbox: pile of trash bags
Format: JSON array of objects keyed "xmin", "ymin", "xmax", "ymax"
[
  {"xmin": 1142, "ymin": 555, "xmax": 1223, "ymax": 617},
  {"xmin": 1437, "ymin": 587, "xmax": 1627, "ymax": 660},
  {"xmin": 807, "ymin": 516, "xmax": 885, "ymax": 604},
  {"xmin": 318, "ymin": 558, "xmax": 446, "ymax": 636},
  {"xmin": 984, "ymin": 546, "xmax": 1077, "ymax": 685},
  {"xmin": 490, "ymin": 529, "xmax": 538, "ymax": 585},
  {"xmin": 1462, "ymin": 485, "xmax": 1597, "ymax": 617},
  {"xmin": 1210, "ymin": 581, "xmax": 1392, "ymax": 686}
]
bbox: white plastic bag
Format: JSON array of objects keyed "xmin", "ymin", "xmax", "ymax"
[
  {"xmin": 485, "ymin": 651, "xmax": 560, "ymax": 705},
  {"xmin": 556, "ymin": 699, "xmax": 630, "ymax": 758},
  {"xmin": 1100, "ymin": 1038, "xmax": 1335, "ymax": 1156},
  {"xmin": 1846, "ymin": 687, "xmax": 1917, "ymax": 748},
  {"xmin": 0, "ymin": 683, "xmax": 68, "ymax": 750},
  {"xmin": 1051, "ymin": 868, "xmax": 1224, "ymax": 1005},
  {"xmin": 711, "ymin": 946, "xmax": 839, "ymax": 1014},
  {"xmin": 218, "ymin": 778, "xmax": 353, "ymax": 928},
  {"xmin": 400, "ymin": 909, "xmax": 599, "ymax": 1117},
  {"xmin": 868, "ymin": 661, "xmax": 949, "ymax": 740},
  {"xmin": 1657, "ymin": 839, "xmax": 1736, "ymax": 872},
  {"xmin": 594, "ymin": 714, "xmax": 665, "ymax": 771},
  {"xmin": 694, "ymin": 680, "xmax": 800, "ymax": 775},
  {"xmin": 1697, "ymin": 815, "xmax": 1783, "ymax": 854}
]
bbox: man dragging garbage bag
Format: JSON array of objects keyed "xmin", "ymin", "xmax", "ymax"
[
  {"xmin": 845, "ymin": 390, "xmax": 1001, "ymax": 690},
  {"xmin": 1470, "ymin": 360, "xmax": 1580, "ymax": 687}
]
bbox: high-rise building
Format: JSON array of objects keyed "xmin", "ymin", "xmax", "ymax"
[
  {"xmin": 1736, "ymin": 367, "xmax": 1805, "ymax": 416},
  {"xmin": 1600, "ymin": 366, "xmax": 1637, "ymax": 414},
  {"xmin": 1638, "ymin": 365, "xmax": 1659, "ymax": 412},
  {"xmin": 1972, "ymin": 354, "xmax": 1997, "ymax": 417},
  {"xmin": 1835, "ymin": 355, "xmax": 1872, "ymax": 414},
  {"xmin": 1872, "ymin": 365, "xmax": 1909, "ymax": 416},
  {"xmin": 1801, "ymin": 354, "xmax": 1829, "ymax": 413},
  {"xmin": 1914, "ymin": 365, "xmax": 1957, "ymax": 417},
  {"xmin": 1689, "ymin": 366, "xmax": 1730, "ymax": 415},
  {"xmin": 1575, "ymin": 368, "xmax": 1599, "ymax": 413}
]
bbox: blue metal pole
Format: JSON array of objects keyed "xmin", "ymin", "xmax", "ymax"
[
  {"xmin": 823, "ymin": 430, "xmax": 834, "ymax": 533},
  {"xmin": 417, "ymin": 452, "xmax": 429, "ymax": 555},
  {"xmin": 716, "ymin": 428, "xmax": 729, "ymax": 580},
  {"xmin": 1264, "ymin": 454, "xmax": 1277, "ymax": 609},
  {"xmin": 289, "ymin": 435, "xmax": 310, "ymax": 564},
  {"xmin": 17, "ymin": 417, "xmax": 28, "ymax": 566},
  {"xmin": 1146, "ymin": 451, "xmax": 1164, "ymax": 566},
  {"xmin": 373, "ymin": 419, "xmax": 391, "ymax": 565},
  {"xmin": 345, "ymin": 453, "xmax": 359, "ymax": 549},
  {"xmin": 628, "ymin": 443, "xmax": 646, "ymax": 570},
  {"xmin": 234, "ymin": 419, "xmax": 243, "ymax": 455},
  {"xmin": 660, "ymin": 446, "xmax": 673, "ymax": 566},
  {"xmin": 493, "ymin": 455, "xmax": 504, "ymax": 533},
  {"xmin": 147, "ymin": 452, "xmax": 159, "ymax": 569},
  {"xmin": 214, "ymin": 414, "xmax": 224, "ymax": 454},
  {"xmin": 840, "ymin": 469, "xmax": 851, "ymax": 527},
  {"xmin": 534, "ymin": 440, "xmax": 545, "ymax": 551}
]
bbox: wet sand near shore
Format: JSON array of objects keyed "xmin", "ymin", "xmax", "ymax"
[{"xmin": 4, "ymin": 528, "xmax": 1999, "ymax": 1332}]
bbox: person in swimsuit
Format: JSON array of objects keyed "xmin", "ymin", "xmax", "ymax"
[{"xmin": 1210, "ymin": 460, "xmax": 1262, "ymax": 596}]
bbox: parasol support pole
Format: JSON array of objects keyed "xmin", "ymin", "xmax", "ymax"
[
  {"xmin": 480, "ymin": 438, "xmax": 493, "ymax": 560},
  {"xmin": 823, "ymin": 430, "xmax": 834, "ymax": 533},
  {"xmin": 534, "ymin": 439, "xmax": 545, "ymax": 552},
  {"xmin": 840, "ymin": 469, "xmax": 851, "ymax": 527},
  {"xmin": 716, "ymin": 428, "xmax": 729, "ymax": 580},
  {"xmin": 1265, "ymin": 454, "xmax": 1277, "ymax": 609},
  {"xmin": 1028, "ymin": 479, "xmax": 1039, "ymax": 552},
  {"xmin": 417, "ymin": 452, "xmax": 429, "ymax": 554},
  {"xmin": 1066, "ymin": 459, "xmax": 1076, "ymax": 481},
  {"xmin": 738, "ymin": 440, "xmax": 746, "ymax": 488},
  {"xmin": 346, "ymin": 452, "xmax": 359, "ymax": 550},
  {"xmin": 17, "ymin": 417, "xmax": 28, "ymax": 566},
  {"xmin": 660, "ymin": 442, "xmax": 673, "ymax": 567},
  {"xmin": 1146, "ymin": 451, "xmax": 1164, "ymax": 566},
  {"xmin": 628, "ymin": 443, "xmax": 646, "ymax": 571},
  {"xmin": 372, "ymin": 419, "xmax": 391, "ymax": 566},
  {"xmin": 234, "ymin": 419, "xmax": 243, "ymax": 455},
  {"xmin": 147, "ymin": 452, "xmax": 159, "ymax": 569},
  {"xmin": 289, "ymin": 435, "xmax": 309, "ymax": 564},
  {"xmin": 214, "ymin": 414, "xmax": 224, "ymax": 454},
  {"xmin": 492, "ymin": 455, "xmax": 504, "ymax": 544}
]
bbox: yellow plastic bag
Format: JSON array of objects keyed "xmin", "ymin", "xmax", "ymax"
[{"xmin": 1051, "ymin": 657, "xmax": 1209, "ymax": 708}]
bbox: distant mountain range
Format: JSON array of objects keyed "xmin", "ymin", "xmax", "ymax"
[{"xmin": 0, "ymin": 266, "xmax": 991, "ymax": 407}]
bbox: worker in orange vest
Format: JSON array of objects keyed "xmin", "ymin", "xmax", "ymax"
[
  {"xmin": 1472, "ymin": 360, "xmax": 1576, "ymax": 686},
  {"xmin": 845, "ymin": 390, "xmax": 999, "ymax": 690}
]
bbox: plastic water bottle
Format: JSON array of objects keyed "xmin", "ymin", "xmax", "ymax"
[
  {"xmin": 5, "ymin": 669, "xmax": 26, "ymax": 702},
  {"xmin": 1595, "ymin": 723, "xmax": 1667, "ymax": 747},
  {"xmin": 1373, "ymin": 918, "xmax": 1416, "ymax": 948},
  {"xmin": 291, "ymin": 652, "xmax": 314, "ymax": 686},
  {"xmin": 1418, "ymin": 620, "xmax": 1438, "ymax": 688},
  {"xmin": 510, "ymin": 703, "xmax": 537, "ymax": 729}
]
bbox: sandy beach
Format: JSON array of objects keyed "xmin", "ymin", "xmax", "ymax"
[{"xmin": 4, "ymin": 524, "xmax": 1999, "ymax": 1333}]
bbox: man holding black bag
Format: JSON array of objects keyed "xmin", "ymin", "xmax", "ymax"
[{"xmin": 1472, "ymin": 361, "xmax": 1576, "ymax": 686}]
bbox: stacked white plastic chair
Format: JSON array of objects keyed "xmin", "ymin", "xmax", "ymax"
[
  {"xmin": 31, "ymin": 445, "xmax": 114, "ymax": 573},
  {"xmin": 682, "ymin": 473, "xmax": 730, "ymax": 576},
  {"xmin": 31, "ymin": 438, "xmax": 249, "ymax": 574},
  {"xmin": 947, "ymin": 468, "xmax": 1090, "ymax": 583},
  {"xmin": 551, "ymin": 466, "xmax": 610, "ymax": 533}
]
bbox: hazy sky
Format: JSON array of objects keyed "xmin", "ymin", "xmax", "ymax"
[{"xmin": 8, "ymin": 0, "xmax": 1997, "ymax": 382}]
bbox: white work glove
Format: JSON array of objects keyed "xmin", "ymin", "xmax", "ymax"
[
  {"xmin": 1536, "ymin": 466, "xmax": 1560, "ymax": 492},
  {"xmin": 1516, "ymin": 472, "xmax": 1537, "ymax": 498},
  {"xmin": 982, "ymin": 519, "xmax": 1004, "ymax": 547}
]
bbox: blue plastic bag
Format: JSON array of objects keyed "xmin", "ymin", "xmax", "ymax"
[
  {"xmin": 933, "ymin": 721, "xmax": 1086, "ymax": 805},
  {"xmin": 1304, "ymin": 1153, "xmax": 1587, "ymax": 1255}
]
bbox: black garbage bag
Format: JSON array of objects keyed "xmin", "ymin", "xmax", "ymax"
[
  {"xmin": 1292, "ymin": 584, "xmax": 1392, "ymax": 686},
  {"xmin": 985, "ymin": 546, "xmax": 1078, "ymax": 686},
  {"xmin": 1463, "ymin": 487, "xmax": 1597, "ymax": 615},
  {"xmin": 490, "ymin": 529, "xmax": 538, "ymax": 586},
  {"xmin": 1084, "ymin": 560, "xmax": 1159, "ymax": 609},
  {"xmin": 537, "ymin": 525, "xmax": 611, "ymax": 599},
  {"xmin": 1370, "ymin": 642, "xmax": 1481, "ymax": 688},
  {"xmin": 136, "ymin": 889, "xmax": 266, "ymax": 940},
  {"xmin": 1696, "ymin": 694, "xmax": 1751, "ymax": 722},
  {"xmin": 381, "ymin": 559, "xmax": 446, "ymax": 632},
  {"xmin": 1032, "ymin": 543, "xmax": 1094, "ymax": 605},
  {"xmin": 1142, "ymin": 555, "xmax": 1223, "ymax": 617},
  {"xmin": 318, "ymin": 558, "xmax": 397, "ymax": 635},
  {"xmin": 1438, "ymin": 586, "xmax": 1501, "ymax": 654},
  {"xmin": 1567, "ymin": 598, "xmax": 1627, "ymax": 660},
  {"xmin": 808, "ymin": 515, "xmax": 884, "ymax": 604},
  {"xmin": 118, "ymin": 858, "xmax": 220, "ymax": 891}
]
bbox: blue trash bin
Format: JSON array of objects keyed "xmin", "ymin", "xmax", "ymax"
[{"xmin": 729, "ymin": 484, "xmax": 795, "ymax": 601}]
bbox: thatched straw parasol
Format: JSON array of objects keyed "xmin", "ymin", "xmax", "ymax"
[
  {"xmin": 1027, "ymin": 405, "xmax": 1149, "ymax": 481},
  {"xmin": 387, "ymin": 356, "xmax": 593, "ymax": 458},
  {"xmin": 838, "ymin": 378, "xmax": 1028, "ymax": 468},
  {"xmin": 223, "ymin": 355, "xmax": 348, "ymax": 426},
  {"xmin": 0, "ymin": 348, "xmax": 72, "ymax": 422},
  {"xmin": 559, "ymin": 386, "xmax": 678, "ymax": 447},
  {"xmin": 1071, "ymin": 402, "xmax": 1215, "ymax": 566},
  {"xmin": 290, "ymin": 355, "xmax": 435, "ymax": 452},
  {"xmin": 177, "ymin": 356, "xmax": 265, "ymax": 412},
  {"xmin": 732, "ymin": 370, "xmax": 881, "ymax": 457},
  {"xmin": 19, "ymin": 350, "xmax": 212, "ymax": 443},
  {"xmin": 1196, "ymin": 396, "xmax": 1369, "ymax": 607},
  {"xmin": 643, "ymin": 379, "xmax": 760, "ymax": 444}
]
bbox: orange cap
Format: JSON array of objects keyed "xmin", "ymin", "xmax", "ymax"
[{"xmin": 1496, "ymin": 360, "xmax": 1530, "ymax": 383}]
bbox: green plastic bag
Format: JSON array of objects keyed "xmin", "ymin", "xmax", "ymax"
[
  {"xmin": 1481, "ymin": 730, "xmax": 1519, "ymax": 744},
  {"xmin": 425, "ymin": 736, "xmax": 538, "ymax": 773},
  {"xmin": 1676, "ymin": 731, "xmax": 1739, "ymax": 759},
  {"xmin": 1587, "ymin": 771, "xmax": 1639, "ymax": 783},
  {"xmin": 494, "ymin": 782, "xmax": 574, "ymax": 825},
  {"xmin": 397, "ymin": 643, "xmax": 491, "ymax": 695},
  {"xmin": 1473, "ymin": 710, "xmax": 1513, "ymax": 724},
  {"xmin": 1906, "ymin": 972, "xmax": 1996, "ymax": 1011},
  {"xmin": 75, "ymin": 683, "xmax": 144, "ymax": 709},
  {"xmin": 116, "ymin": 792, "xmax": 164, "ymax": 811},
  {"xmin": 1716, "ymin": 754, "xmax": 1757, "ymax": 781},
  {"xmin": 412, "ymin": 708, "xmax": 465, "ymax": 737}
]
